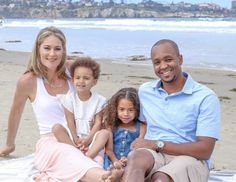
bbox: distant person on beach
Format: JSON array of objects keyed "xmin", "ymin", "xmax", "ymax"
[
  {"xmin": 52, "ymin": 57, "xmax": 108, "ymax": 166},
  {"xmin": 0, "ymin": 26, "xmax": 122, "ymax": 181},
  {"xmin": 103, "ymin": 87, "xmax": 146, "ymax": 169},
  {"xmin": 121, "ymin": 39, "xmax": 221, "ymax": 182}
]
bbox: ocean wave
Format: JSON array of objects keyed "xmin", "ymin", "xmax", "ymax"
[{"xmin": 2, "ymin": 18, "xmax": 236, "ymax": 33}]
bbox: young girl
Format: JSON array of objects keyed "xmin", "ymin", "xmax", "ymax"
[
  {"xmin": 103, "ymin": 87, "xmax": 146, "ymax": 169},
  {"xmin": 52, "ymin": 57, "xmax": 109, "ymax": 165}
]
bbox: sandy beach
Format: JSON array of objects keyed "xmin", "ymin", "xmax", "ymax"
[{"xmin": 0, "ymin": 50, "xmax": 236, "ymax": 170}]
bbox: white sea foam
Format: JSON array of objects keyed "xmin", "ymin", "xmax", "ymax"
[{"xmin": 2, "ymin": 18, "xmax": 236, "ymax": 33}]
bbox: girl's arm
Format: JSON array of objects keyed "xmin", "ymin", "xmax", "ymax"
[
  {"xmin": 0, "ymin": 73, "xmax": 34, "ymax": 156},
  {"xmin": 138, "ymin": 122, "xmax": 147, "ymax": 139},
  {"xmin": 105, "ymin": 128, "xmax": 119, "ymax": 164},
  {"xmin": 83, "ymin": 111, "xmax": 103, "ymax": 146}
]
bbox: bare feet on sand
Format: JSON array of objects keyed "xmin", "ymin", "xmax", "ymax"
[{"xmin": 99, "ymin": 167, "xmax": 124, "ymax": 182}]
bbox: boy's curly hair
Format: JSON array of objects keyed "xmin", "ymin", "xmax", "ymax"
[{"xmin": 70, "ymin": 56, "xmax": 100, "ymax": 79}]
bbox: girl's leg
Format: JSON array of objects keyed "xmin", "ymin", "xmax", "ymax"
[
  {"xmin": 86, "ymin": 129, "xmax": 110, "ymax": 159},
  {"xmin": 52, "ymin": 123, "xmax": 75, "ymax": 146}
]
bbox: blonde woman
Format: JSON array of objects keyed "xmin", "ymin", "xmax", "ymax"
[{"xmin": 0, "ymin": 26, "xmax": 122, "ymax": 182}]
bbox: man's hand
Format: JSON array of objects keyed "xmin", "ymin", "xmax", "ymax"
[
  {"xmin": 130, "ymin": 138, "xmax": 156, "ymax": 151},
  {"xmin": 0, "ymin": 144, "xmax": 15, "ymax": 157}
]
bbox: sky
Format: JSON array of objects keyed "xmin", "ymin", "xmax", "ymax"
[{"xmin": 158, "ymin": 1, "xmax": 232, "ymax": 8}]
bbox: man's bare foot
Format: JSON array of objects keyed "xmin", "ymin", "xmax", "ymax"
[{"xmin": 99, "ymin": 167, "xmax": 124, "ymax": 182}]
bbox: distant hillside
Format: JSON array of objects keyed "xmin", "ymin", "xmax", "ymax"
[{"xmin": 0, "ymin": 3, "xmax": 235, "ymax": 18}]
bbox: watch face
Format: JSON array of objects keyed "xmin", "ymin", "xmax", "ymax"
[{"xmin": 158, "ymin": 141, "xmax": 164, "ymax": 148}]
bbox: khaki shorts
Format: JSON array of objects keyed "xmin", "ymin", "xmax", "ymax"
[{"xmin": 143, "ymin": 149, "xmax": 209, "ymax": 182}]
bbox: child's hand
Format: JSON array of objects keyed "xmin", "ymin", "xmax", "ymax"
[
  {"xmin": 78, "ymin": 144, "xmax": 89, "ymax": 154},
  {"xmin": 113, "ymin": 160, "xmax": 123, "ymax": 169},
  {"xmin": 73, "ymin": 137, "xmax": 82, "ymax": 147},
  {"xmin": 113, "ymin": 157, "xmax": 127, "ymax": 168},
  {"xmin": 119, "ymin": 156, "xmax": 127, "ymax": 166},
  {"xmin": 80, "ymin": 137, "xmax": 90, "ymax": 148},
  {"xmin": 77, "ymin": 138, "xmax": 89, "ymax": 153}
]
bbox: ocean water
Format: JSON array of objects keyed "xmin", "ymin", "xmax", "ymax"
[{"xmin": 0, "ymin": 18, "xmax": 236, "ymax": 71}]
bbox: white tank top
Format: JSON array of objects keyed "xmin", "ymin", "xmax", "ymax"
[{"xmin": 31, "ymin": 77, "xmax": 73, "ymax": 135}]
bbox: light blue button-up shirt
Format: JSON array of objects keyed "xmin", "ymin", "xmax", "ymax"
[{"xmin": 138, "ymin": 72, "xmax": 220, "ymax": 168}]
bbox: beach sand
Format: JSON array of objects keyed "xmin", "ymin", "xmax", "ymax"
[{"xmin": 0, "ymin": 50, "xmax": 236, "ymax": 170}]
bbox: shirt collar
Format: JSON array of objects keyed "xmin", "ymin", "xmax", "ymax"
[
  {"xmin": 181, "ymin": 72, "xmax": 194, "ymax": 94},
  {"xmin": 152, "ymin": 72, "xmax": 194, "ymax": 95}
]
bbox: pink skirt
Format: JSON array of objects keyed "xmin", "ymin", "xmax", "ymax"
[{"xmin": 34, "ymin": 135, "xmax": 101, "ymax": 182}]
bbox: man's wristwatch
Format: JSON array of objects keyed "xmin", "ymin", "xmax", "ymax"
[{"xmin": 155, "ymin": 140, "xmax": 165, "ymax": 152}]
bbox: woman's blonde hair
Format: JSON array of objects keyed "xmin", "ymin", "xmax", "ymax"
[{"xmin": 27, "ymin": 26, "xmax": 68, "ymax": 79}]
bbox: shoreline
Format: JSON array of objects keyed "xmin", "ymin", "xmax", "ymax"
[
  {"xmin": 0, "ymin": 50, "xmax": 236, "ymax": 170},
  {"xmin": 1, "ymin": 48, "xmax": 236, "ymax": 73},
  {"xmin": 110, "ymin": 59, "xmax": 236, "ymax": 73}
]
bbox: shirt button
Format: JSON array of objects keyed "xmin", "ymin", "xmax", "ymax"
[
  {"xmin": 120, "ymin": 152, "xmax": 124, "ymax": 156},
  {"xmin": 122, "ymin": 141, "xmax": 125, "ymax": 144},
  {"xmin": 124, "ymin": 130, "xmax": 128, "ymax": 134}
]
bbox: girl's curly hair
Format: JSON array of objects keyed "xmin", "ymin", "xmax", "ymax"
[{"xmin": 103, "ymin": 87, "xmax": 140, "ymax": 129}]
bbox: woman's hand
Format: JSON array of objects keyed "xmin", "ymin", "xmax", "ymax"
[{"xmin": 0, "ymin": 144, "xmax": 15, "ymax": 156}]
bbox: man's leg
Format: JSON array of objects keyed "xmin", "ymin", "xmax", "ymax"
[
  {"xmin": 150, "ymin": 172, "xmax": 173, "ymax": 182},
  {"xmin": 157, "ymin": 155, "xmax": 209, "ymax": 182},
  {"xmin": 122, "ymin": 149, "xmax": 155, "ymax": 182}
]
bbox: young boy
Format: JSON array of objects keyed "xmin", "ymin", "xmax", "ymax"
[{"xmin": 52, "ymin": 57, "xmax": 109, "ymax": 166}]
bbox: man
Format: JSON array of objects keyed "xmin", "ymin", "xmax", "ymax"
[{"xmin": 122, "ymin": 39, "xmax": 220, "ymax": 182}]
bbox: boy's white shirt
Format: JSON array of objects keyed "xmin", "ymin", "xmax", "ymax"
[{"xmin": 57, "ymin": 91, "xmax": 106, "ymax": 138}]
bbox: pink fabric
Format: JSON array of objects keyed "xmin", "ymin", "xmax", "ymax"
[{"xmin": 34, "ymin": 135, "xmax": 101, "ymax": 182}]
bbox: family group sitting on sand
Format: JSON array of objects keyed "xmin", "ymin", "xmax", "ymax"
[{"xmin": 0, "ymin": 26, "xmax": 220, "ymax": 182}]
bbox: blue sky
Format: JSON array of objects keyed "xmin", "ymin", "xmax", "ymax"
[{"xmin": 159, "ymin": 1, "xmax": 232, "ymax": 8}]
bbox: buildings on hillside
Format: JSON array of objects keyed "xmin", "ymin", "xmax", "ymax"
[
  {"xmin": 232, "ymin": 0, "xmax": 236, "ymax": 9},
  {"xmin": 0, "ymin": 0, "xmax": 235, "ymax": 18}
]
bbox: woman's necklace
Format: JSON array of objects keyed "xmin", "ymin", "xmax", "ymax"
[{"xmin": 42, "ymin": 76, "xmax": 64, "ymax": 88}]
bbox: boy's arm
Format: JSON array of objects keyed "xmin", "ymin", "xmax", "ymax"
[
  {"xmin": 64, "ymin": 107, "xmax": 78, "ymax": 143},
  {"xmin": 84, "ymin": 111, "xmax": 102, "ymax": 146}
]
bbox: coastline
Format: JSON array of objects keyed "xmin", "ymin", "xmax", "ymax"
[{"xmin": 0, "ymin": 50, "xmax": 236, "ymax": 170}]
